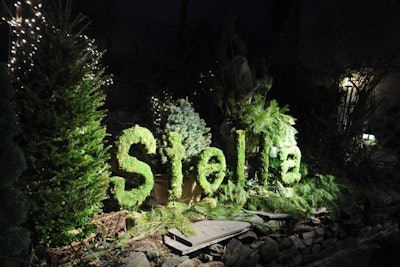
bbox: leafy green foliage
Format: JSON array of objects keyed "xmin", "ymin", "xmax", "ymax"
[
  {"xmin": 233, "ymin": 92, "xmax": 301, "ymax": 185},
  {"xmin": 156, "ymin": 98, "xmax": 212, "ymax": 174},
  {"xmin": 239, "ymin": 95, "xmax": 297, "ymax": 153},
  {"xmin": 121, "ymin": 202, "xmax": 194, "ymax": 242},
  {"xmin": 15, "ymin": 2, "xmax": 111, "ymax": 246},
  {"xmin": 0, "ymin": 63, "xmax": 30, "ymax": 256},
  {"xmin": 245, "ymin": 174, "xmax": 348, "ymax": 217},
  {"xmin": 185, "ymin": 178, "xmax": 249, "ymax": 220}
]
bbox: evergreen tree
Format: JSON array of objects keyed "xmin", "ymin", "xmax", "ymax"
[
  {"xmin": 0, "ymin": 62, "xmax": 30, "ymax": 257},
  {"xmin": 14, "ymin": 1, "xmax": 111, "ymax": 246},
  {"xmin": 156, "ymin": 98, "xmax": 212, "ymax": 174}
]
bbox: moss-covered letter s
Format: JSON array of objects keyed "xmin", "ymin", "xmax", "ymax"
[{"xmin": 111, "ymin": 125, "xmax": 156, "ymax": 209}]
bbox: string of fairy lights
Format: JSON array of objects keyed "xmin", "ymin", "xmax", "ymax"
[
  {"xmin": 1, "ymin": 0, "xmax": 44, "ymax": 78},
  {"xmin": 1, "ymin": 0, "xmax": 113, "ymax": 86}
]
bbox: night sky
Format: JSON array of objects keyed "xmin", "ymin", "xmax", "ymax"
[
  {"xmin": 73, "ymin": 0, "xmax": 291, "ymax": 58},
  {"xmin": 67, "ymin": 0, "xmax": 400, "ymax": 141}
]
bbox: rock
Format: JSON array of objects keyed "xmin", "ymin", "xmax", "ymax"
[
  {"xmin": 177, "ymin": 258, "xmax": 195, "ymax": 267},
  {"xmin": 302, "ymin": 244, "xmax": 321, "ymax": 255},
  {"xmin": 289, "ymin": 235, "xmax": 306, "ymax": 250},
  {"xmin": 250, "ymin": 240, "xmax": 264, "ymax": 249},
  {"xmin": 134, "ymin": 247, "xmax": 160, "ymax": 261},
  {"xmin": 301, "ymin": 231, "xmax": 314, "ymax": 240},
  {"xmin": 199, "ymin": 261, "xmax": 224, "ymax": 267},
  {"xmin": 338, "ymin": 227, "xmax": 348, "ymax": 239},
  {"xmin": 302, "ymin": 238, "xmax": 313, "ymax": 246},
  {"xmin": 244, "ymin": 249, "xmax": 260, "ymax": 267},
  {"xmin": 259, "ymin": 236, "xmax": 279, "ymax": 263},
  {"xmin": 233, "ymin": 244, "xmax": 253, "ymax": 267},
  {"xmin": 324, "ymin": 229, "xmax": 333, "ymax": 238},
  {"xmin": 224, "ymin": 239, "xmax": 242, "ymax": 266},
  {"xmin": 125, "ymin": 252, "xmax": 150, "ymax": 267},
  {"xmin": 301, "ymin": 227, "xmax": 325, "ymax": 246},
  {"xmin": 387, "ymin": 189, "xmax": 400, "ymax": 204},
  {"xmin": 209, "ymin": 243, "xmax": 224, "ymax": 260},
  {"xmin": 276, "ymin": 247, "xmax": 300, "ymax": 264},
  {"xmin": 365, "ymin": 213, "xmax": 387, "ymax": 226},
  {"xmin": 199, "ymin": 253, "xmax": 213, "ymax": 262},
  {"xmin": 265, "ymin": 220, "xmax": 282, "ymax": 232},
  {"xmin": 341, "ymin": 206, "xmax": 362, "ymax": 218},
  {"xmin": 334, "ymin": 237, "xmax": 355, "ymax": 251},
  {"xmin": 279, "ymin": 237, "xmax": 293, "ymax": 249},
  {"xmin": 263, "ymin": 259, "xmax": 281, "ymax": 267},
  {"xmin": 162, "ymin": 256, "xmax": 189, "ymax": 267},
  {"xmin": 234, "ymin": 213, "xmax": 264, "ymax": 224},
  {"xmin": 238, "ymin": 231, "xmax": 258, "ymax": 244},
  {"xmin": 302, "ymin": 253, "xmax": 320, "ymax": 263},
  {"xmin": 330, "ymin": 222, "xmax": 340, "ymax": 236},
  {"xmin": 321, "ymin": 237, "xmax": 337, "ymax": 248},
  {"xmin": 310, "ymin": 216, "xmax": 321, "ymax": 225},
  {"xmin": 149, "ymin": 251, "xmax": 160, "ymax": 261},
  {"xmin": 253, "ymin": 222, "xmax": 273, "ymax": 235},
  {"xmin": 343, "ymin": 216, "xmax": 363, "ymax": 226},
  {"xmin": 209, "ymin": 243, "xmax": 225, "ymax": 254},
  {"xmin": 284, "ymin": 252, "xmax": 303, "ymax": 267}
]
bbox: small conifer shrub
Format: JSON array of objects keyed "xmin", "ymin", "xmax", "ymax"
[{"xmin": 156, "ymin": 98, "xmax": 212, "ymax": 174}]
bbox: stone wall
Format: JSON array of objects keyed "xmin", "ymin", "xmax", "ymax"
[{"xmin": 124, "ymin": 190, "xmax": 400, "ymax": 267}]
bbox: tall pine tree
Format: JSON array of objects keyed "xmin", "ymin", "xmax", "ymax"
[
  {"xmin": 0, "ymin": 62, "xmax": 30, "ymax": 257},
  {"xmin": 13, "ymin": 0, "xmax": 111, "ymax": 246}
]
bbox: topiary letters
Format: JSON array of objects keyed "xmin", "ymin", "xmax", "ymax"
[{"xmin": 111, "ymin": 125, "xmax": 302, "ymax": 208}]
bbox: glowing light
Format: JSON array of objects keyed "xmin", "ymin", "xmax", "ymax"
[
  {"xmin": 4, "ymin": 0, "xmax": 44, "ymax": 78},
  {"xmin": 362, "ymin": 133, "xmax": 376, "ymax": 141}
]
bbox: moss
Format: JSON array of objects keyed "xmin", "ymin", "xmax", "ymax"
[
  {"xmin": 197, "ymin": 147, "xmax": 226, "ymax": 195},
  {"xmin": 279, "ymin": 146, "xmax": 301, "ymax": 185},
  {"xmin": 234, "ymin": 130, "xmax": 246, "ymax": 187},
  {"xmin": 164, "ymin": 132, "xmax": 185, "ymax": 200},
  {"xmin": 260, "ymin": 133, "xmax": 272, "ymax": 185},
  {"xmin": 112, "ymin": 125, "xmax": 156, "ymax": 209}
]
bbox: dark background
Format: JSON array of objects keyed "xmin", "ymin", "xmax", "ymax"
[{"xmin": 2, "ymin": 0, "xmax": 400, "ymax": 166}]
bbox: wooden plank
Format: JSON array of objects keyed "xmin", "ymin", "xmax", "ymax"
[
  {"xmin": 243, "ymin": 210, "xmax": 292, "ymax": 220},
  {"xmin": 164, "ymin": 227, "xmax": 250, "ymax": 255},
  {"xmin": 167, "ymin": 220, "xmax": 251, "ymax": 246}
]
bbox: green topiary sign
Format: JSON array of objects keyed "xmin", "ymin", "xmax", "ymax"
[{"xmin": 111, "ymin": 124, "xmax": 302, "ymax": 209}]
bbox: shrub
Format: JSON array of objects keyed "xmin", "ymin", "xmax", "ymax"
[
  {"xmin": 14, "ymin": 1, "xmax": 111, "ymax": 246},
  {"xmin": 246, "ymin": 174, "xmax": 348, "ymax": 217},
  {"xmin": 239, "ymin": 95, "xmax": 297, "ymax": 154},
  {"xmin": 156, "ymin": 98, "xmax": 212, "ymax": 174},
  {"xmin": 234, "ymin": 93, "xmax": 300, "ymax": 184}
]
